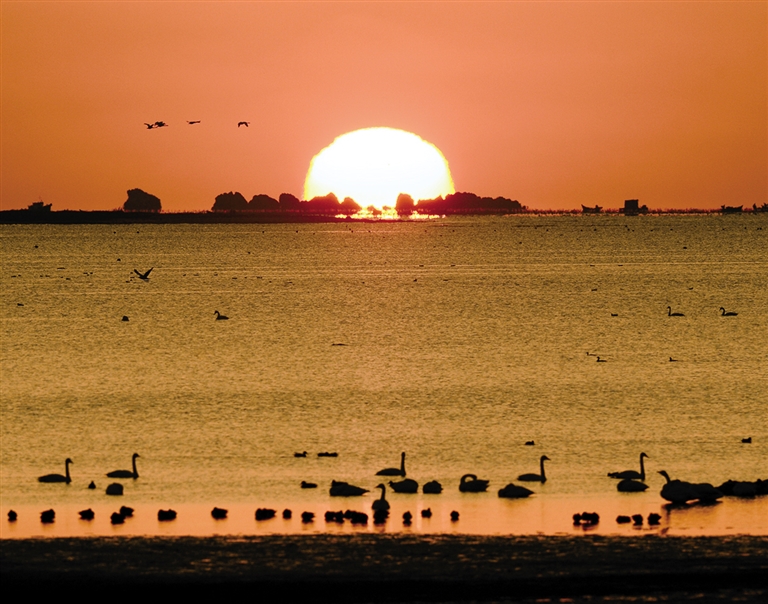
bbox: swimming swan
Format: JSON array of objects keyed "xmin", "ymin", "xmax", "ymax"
[
  {"xmin": 498, "ymin": 483, "xmax": 534, "ymax": 498},
  {"xmin": 106, "ymin": 453, "xmax": 140, "ymax": 479},
  {"xmin": 667, "ymin": 306, "xmax": 684, "ymax": 317},
  {"xmin": 38, "ymin": 458, "xmax": 73, "ymax": 483},
  {"xmin": 389, "ymin": 478, "xmax": 418, "ymax": 493},
  {"xmin": 658, "ymin": 470, "xmax": 699, "ymax": 504},
  {"xmin": 214, "ymin": 310, "xmax": 229, "ymax": 320},
  {"xmin": 608, "ymin": 452, "xmax": 648, "ymax": 480},
  {"xmin": 376, "ymin": 452, "xmax": 406, "ymax": 477},
  {"xmin": 617, "ymin": 479, "xmax": 648, "ymax": 492},
  {"xmin": 372, "ymin": 483, "xmax": 390, "ymax": 511},
  {"xmin": 518, "ymin": 455, "xmax": 550, "ymax": 482},
  {"xmin": 459, "ymin": 474, "xmax": 489, "ymax": 492},
  {"xmin": 329, "ymin": 480, "xmax": 368, "ymax": 496},
  {"xmin": 719, "ymin": 307, "xmax": 738, "ymax": 317}
]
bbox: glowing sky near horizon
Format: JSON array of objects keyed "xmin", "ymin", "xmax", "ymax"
[
  {"xmin": 304, "ymin": 128, "xmax": 454, "ymax": 209},
  {"xmin": 1, "ymin": 2, "xmax": 765, "ymax": 211}
]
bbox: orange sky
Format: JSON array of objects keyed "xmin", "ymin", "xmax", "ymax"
[{"xmin": 2, "ymin": 1, "xmax": 765, "ymax": 212}]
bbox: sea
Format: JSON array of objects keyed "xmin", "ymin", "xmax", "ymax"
[{"xmin": 1, "ymin": 214, "xmax": 766, "ymax": 538}]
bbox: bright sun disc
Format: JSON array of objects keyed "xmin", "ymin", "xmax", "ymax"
[{"xmin": 304, "ymin": 127, "xmax": 454, "ymax": 210}]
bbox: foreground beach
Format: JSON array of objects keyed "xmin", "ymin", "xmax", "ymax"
[{"xmin": 2, "ymin": 534, "xmax": 766, "ymax": 602}]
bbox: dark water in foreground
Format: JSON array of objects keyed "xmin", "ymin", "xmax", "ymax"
[{"xmin": 1, "ymin": 215, "xmax": 766, "ymax": 538}]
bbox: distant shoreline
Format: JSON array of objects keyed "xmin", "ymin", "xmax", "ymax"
[
  {"xmin": 0, "ymin": 208, "xmax": 763, "ymax": 225},
  {"xmin": 2, "ymin": 534, "xmax": 766, "ymax": 600}
]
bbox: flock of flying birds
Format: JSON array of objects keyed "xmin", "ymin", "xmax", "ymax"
[
  {"xmin": 16, "ymin": 444, "xmax": 765, "ymax": 528},
  {"xmin": 143, "ymin": 120, "xmax": 249, "ymax": 129}
]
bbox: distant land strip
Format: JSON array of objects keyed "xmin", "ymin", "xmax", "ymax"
[
  {"xmin": 2, "ymin": 534, "xmax": 767, "ymax": 601},
  {"xmin": 0, "ymin": 207, "xmax": 762, "ymax": 224}
]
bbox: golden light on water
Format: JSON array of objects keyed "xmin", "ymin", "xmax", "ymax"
[{"xmin": 304, "ymin": 127, "xmax": 455, "ymax": 211}]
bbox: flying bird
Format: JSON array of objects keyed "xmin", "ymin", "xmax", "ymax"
[
  {"xmin": 237, "ymin": 121, "xmax": 250, "ymax": 127},
  {"xmin": 134, "ymin": 268, "xmax": 153, "ymax": 280},
  {"xmin": 187, "ymin": 120, "xmax": 201, "ymax": 125},
  {"xmin": 144, "ymin": 123, "xmax": 156, "ymax": 129},
  {"xmin": 153, "ymin": 121, "xmax": 168, "ymax": 128}
]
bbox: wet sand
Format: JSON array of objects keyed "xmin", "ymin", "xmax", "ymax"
[{"xmin": 2, "ymin": 534, "xmax": 766, "ymax": 602}]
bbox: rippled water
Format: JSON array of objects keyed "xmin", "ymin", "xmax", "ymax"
[{"xmin": 1, "ymin": 216, "xmax": 766, "ymax": 536}]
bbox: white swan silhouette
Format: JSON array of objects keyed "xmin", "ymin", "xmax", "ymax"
[
  {"xmin": 376, "ymin": 452, "xmax": 406, "ymax": 476},
  {"xmin": 38, "ymin": 458, "xmax": 73, "ymax": 483},
  {"xmin": 372, "ymin": 483, "xmax": 390, "ymax": 511},
  {"xmin": 106, "ymin": 453, "xmax": 140, "ymax": 479},
  {"xmin": 608, "ymin": 452, "xmax": 648, "ymax": 480},
  {"xmin": 518, "ymin": 455, "xmax": 550, "ymax": 482}
]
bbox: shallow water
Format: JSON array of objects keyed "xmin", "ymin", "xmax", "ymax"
[{"xmin": 1, "ymin": 215, "xmax": 766, "ymax": 537}]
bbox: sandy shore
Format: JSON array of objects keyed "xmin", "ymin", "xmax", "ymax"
[{"xmin": 2, "ymin": 534, "xmax": 766, "ymax": 601}]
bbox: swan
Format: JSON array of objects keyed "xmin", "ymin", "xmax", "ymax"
[
  {"xmin": 498, "ymin": 483, "xmax": 534, "ymax": 498},
  {"xmin": 720, "ymin": 307, "xmax": 738, "ymax": 317},
  {"xmin": 389, "ymin": 478, "xmax": 418, "ymax": 493},
  {"xmin": 459, "ymin": 474, "xmax": 489, "ymax": 492},
  {"xmin": 422, "ymin": 480, "xmax": 443, "ymax": 494},
  {"xmin": 376, "ymin": 452, "xmax": 406, "ymax": 477},
  {"xmin": 106, "ymin": 453, "xmax": 139, "ymax": 479},
  {"xmin": 372, "ymin": 483, "xmax": 390, "ymax": 511},
  {"xmin": 518, "ymin": 455, "xmax": 550, "ymax": 482},
  {"xmin": 38, "ymin": 458, "xmax": 73, "ymax": 483},
  {"xmin": 658, "ymin": 470, "xmax": 699, "ymax": 504},
  {"xmin": 214, "ymin": 310, "xmax": 229, "ymax": 320},
  {"xmin": 667, "ymin": 306, "xmax": 684, "ymax": 317},
  {"xmin": 617, "ymin": 479, "xmax": 648, "ymax": 492},
  {"xmin": 608, "ymin": 452, "xmax": 648, "ymax": 480},
  {"xmin": 329, "ymin": 480, "xmax": 368, "ymax": 496}
]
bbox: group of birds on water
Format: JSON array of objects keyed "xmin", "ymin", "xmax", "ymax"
[
  {"xmin": 143, "ymin": 120, "xmax": 249, "ymax": 129},
  {"xmin": 18, "ymin": 443, "xmax": 765, "ymax": 528}
]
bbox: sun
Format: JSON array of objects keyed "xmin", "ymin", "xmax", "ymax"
[{"xmin": 304, "ymin": 127, "xmax": 454, "ymax": 211}]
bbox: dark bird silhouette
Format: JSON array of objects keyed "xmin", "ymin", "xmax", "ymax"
[
  {"xmin": 119, "ymin": 506, "xmax": 134, "ymax": 517},
  {"xmin": 372, "ymin": 484, "xmax": 390, "ymax": 511},
  {"xmin": 300, "ymin": 481, "xmax": 317, "ymax": 489},
  {"xmin": 596, "ymin": 356, "xmax": 607, "ymax": 363},
  {"xmin": 498, "ymin": 483, "xmax": 534, "ymax": 498},
  {"xmin": 111, "ymin": 512, "xmax": 125, "ymax": 524},
  {"xmin": 79, "ymin": 509, "xmax": 95, "ymax": 520},
  {"xmin": 389, "ymin": 478, "xmax": 418, "ymax": 493},
  {"xmin": 459, "ymin": 474, "xmax": 489, "ymax": 492},
  {"xmin": 106, "ymin": 453, "xmax": 139, "ymax": 479},
  {"xmin": 742, "ymin": 437, "xmax": 752, "ymax": 444},
  {"xmin": 158, "ymin": 509, "xmax": 177, "ymax": 521},
  {"xmin": 153, "ymin": 121, "xmax": 168, "ymax": 128},
  {"xmin": 40, "ymin": 509, "xmax": 55, "ymax": 523},
  {"xmin": 238, "ymin": 121, "xmax": 250, "ymax": 127},
  {"xmin": 608, "ymin": 453, "xmax": 649, "ymax": 481},
  {"xmin": 422, "ymin": 480, "xmax": 442, "ymax": 494},
  {"xmin": 134, "ymin": 268, "xmax": 153, "ymax": 280},
  {"xmin": 187, "ymin": 120, "xmax": 201, "ymax": 125},
  {"xmin": 144, "ymin": 123, "xmax": 156, "ymax": 129},
  {"xmin": 106, "ymin": 483, "xmax": 124, "ymax": 495},
  {"xmin": 38, "ymin": 458, "xmax": 73, "ymax": 484},
  {"xmin": 329, "ymin": 480, "xmax": 368, "ymax": 496},
  {"xmin": 8, "ymin": 510, "xmax": 18, "ymax": 521},
  {"xmin": 214, "ymin": 310, "xmax": 229, "ymax": 321},
  {"xmin": 376, "ymin": 452, "xmax": 406, "ymax": 477},
  {"xmin": 518, "ymin": 455, "xmax": 550, "ymax": 483},
  {"xmin": 255, "ymin": 508, "xmax": 276, "ymax": 520},
  {"xmin": 617, "ymin": 479, "xmax": 648, "ymax": 492},
  {"xmin": 720, "ymin": 307, "xmax": 738, "ymax": 316},
  {"xmin": 294, "ymin": 451, "xmax": 308, "ymax": 458},
  {"xmin": 525, "ymin": 440, "xmax": 535, "ymax": 446},
  {"xmin": 667, "ymin": 306, "xmax": 684, "ymax": 317}
]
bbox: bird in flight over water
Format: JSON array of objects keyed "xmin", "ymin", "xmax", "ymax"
[
  {"xmin": 187, "ymin": 120, "xmax": 201, "ymax": 125},
  {"xmin": 134, "ymin": 268, "xmax": 153, "ymax": 280}
]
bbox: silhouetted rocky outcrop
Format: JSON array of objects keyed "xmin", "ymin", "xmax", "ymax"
[
  {"xmin": 248, "ymin": 194, "xmax": 279, "ymax": 211},
  {"xmin": 124, "ymin": 189, "xmax": 161, "ymax": 212},
  {"xmin": 212, "ymin": 191, "xmax": 248, "ymax": 211},
  {"xmin": 339, "ymin": 197, "xmax": 362, "ymax": 216},
  {"xmin": 416, "ymin": 192, "xmax": 524, "ymax": 215},
  {"xmin": 279, "ymin": 193, "xmax": 302, "ymax": 211},
  {"xmin": 303, "ymin": 193, "xmax": 341, "ymax": 215}
]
